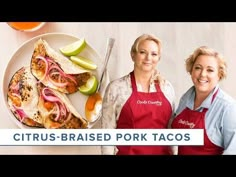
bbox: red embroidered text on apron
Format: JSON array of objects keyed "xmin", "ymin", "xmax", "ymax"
[
  {"xmin": 116, "ymin": 72, "xmax": 172, "ymax": 155},
  {"xmin": 171, "ymin": 89, "xmax": 223, "ymax": 155}
]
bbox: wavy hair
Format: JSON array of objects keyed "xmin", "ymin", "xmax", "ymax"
[{"xmin": 185, "ymin": 46, "xmax": 227, "ymax": 80}]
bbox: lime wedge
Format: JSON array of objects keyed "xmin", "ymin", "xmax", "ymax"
[
  {"xmin": 70, "ymin": 56, "xmax": 97, "ymax": 70},
  {"xmin": 79, "ymin": 75, "xmax": 98, "ymax": 95},
  {"xmin": 60, "ymin": 38, "xmax": 86, "ymax": 56}
]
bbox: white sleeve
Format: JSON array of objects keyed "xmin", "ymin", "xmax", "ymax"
[
  {"xmin": 100, "ymin": 75, "xmax": 131, "ymax": 155},
  {"xmin": 222, "ymin": 102, "xmax": 236, "ymax": 155},
  {"xmin": 101, "ymin": 82, "xmax": 117, "ymax": 129},
  {"xmin": 101, "ymin": 82, "xmax": 117, "ymax": 155},
  {"xmin": 101, "ymin": 145, "xmax": 118, "ymax": 155},
  {"xmin": 162, "ymin": 80, "xmax": 176, "ymax": 122}
]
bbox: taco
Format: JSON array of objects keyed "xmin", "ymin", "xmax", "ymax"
[
  {"xmin": 7, "ymin": 66, "xmax": 88, "ymax": 129},
  {"xmin": 37, "ymin": 83, "xmax": 88, "ymax": 129},
  {"xmin": 30, "ymin": 38, "xmax": 91, "ymax": 94},
  {"xmin": 7, "ymin": 66, "xmax": 43, "ymax": 127}
]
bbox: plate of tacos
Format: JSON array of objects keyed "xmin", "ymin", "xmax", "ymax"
[{"xmin": 2, "ymin": 33, "xmax": 109, "ymax": 129}]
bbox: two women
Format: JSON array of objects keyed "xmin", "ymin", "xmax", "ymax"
[{"xmin": 101, "ymin": 34, "xmax": 236, "ymax": 155}]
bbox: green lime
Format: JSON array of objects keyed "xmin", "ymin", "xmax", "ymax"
[
  {"xmin": 70, "ymin": 56, "xmax": 97, "ymax": 70},
  {"xmin": 79, "ymin": 75, "xmax": 98, "ymax": 95},
  {"xmin": 59, "ymin": 38, "xmax": 86, "ymax": 56}
]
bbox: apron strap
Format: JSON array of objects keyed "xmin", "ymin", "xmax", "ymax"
[
  {"xmin": 130, "ymin": 71, "xmax": 137, "ymax": 92},
  {"xmin": 130, "ymin": 71, "xmax": 161, "ymax": 93},
  {"xmin": 202, "ymin": 88, "xmax": 219, "ymax": 112}
]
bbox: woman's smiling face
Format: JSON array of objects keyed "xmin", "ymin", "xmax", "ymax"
[
  {"xmin": 191, "ymin": 55, "xmax": 220, "ymax": 95},
  {"xmin": 132, "ymin": 40, "xmax": 160, "ymax": 73}
]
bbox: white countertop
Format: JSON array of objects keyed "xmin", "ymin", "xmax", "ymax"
[{"xmin": 0, "ymin": 22, "xmax": 118, "ymax": 154}]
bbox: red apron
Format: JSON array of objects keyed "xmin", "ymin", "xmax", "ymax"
[
  {"xmin": 116, "ymin": 71, "xmax": 172, "ymax": 155},
  {"xmin": 171, "ymin": 89, "xmax": 223, "ymax": 155}
]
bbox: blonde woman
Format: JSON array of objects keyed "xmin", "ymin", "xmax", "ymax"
[
  {"xmin": 171, "ymin": 46, "xmax": 236, "ymax": 155},
  {"xmin": 101, "ymin": 34, "xmax": 175, "ymax": 155}
]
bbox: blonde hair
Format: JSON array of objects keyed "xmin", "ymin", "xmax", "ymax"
[
  {"xmin": 185, "ymin": 46, "xmax": 227, "ymax": 80},
  {"xmin": 130, "ymin": 34, "xmax": 164, "ymax": 84},
  {"xmin": 130, "ymin": 34, "xmax": 162, "ymax": 60}
]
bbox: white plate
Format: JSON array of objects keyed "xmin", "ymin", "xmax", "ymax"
[{"xmin": 2, "ymin": 32, "xmax": 108, "ymax": 129}]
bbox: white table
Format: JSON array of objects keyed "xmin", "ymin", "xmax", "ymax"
[{"xmin": 0, "ymin": 22, "xmax": 119, "ymax": 154}]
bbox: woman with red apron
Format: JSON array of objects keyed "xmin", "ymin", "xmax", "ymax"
[
  {"xmin": 101, "ymin": 34, "xmax": 175, "ymax": 155},
  {"xmin": 116, "ymin": 71, "xmax": 172, "ymax": 155},
  {"xmin": 171, "ymin": 46, "xmax": 236, "ymax": 155}
]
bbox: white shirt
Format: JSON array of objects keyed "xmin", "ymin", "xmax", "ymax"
[{"xmin": 175, "ymin": 85, "xmax": 236, "ymax": 155}]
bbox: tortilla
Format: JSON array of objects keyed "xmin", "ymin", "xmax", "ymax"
[
  {"xmin": 7, "ymin": 66, "xmax": 44, "ymax": 127},
  {"xmin": 37, "ymin": 83, "xmax": 88, "ymax": 129},
  {"xmin": 7, "ymin": 66, "xmax": 88, "ymax": 129},
  {"xmin": 30, "ymin": 38, "xmax": 91, "ymax": 94}
]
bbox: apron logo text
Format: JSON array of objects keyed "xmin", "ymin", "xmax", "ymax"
[
  {"xmin": 178, "ymin": 119, "xmax": 195, "ymax": 128},
  {"xmin": 137, "ymin": 100, "xmax": 162, "ymax": 106}
]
